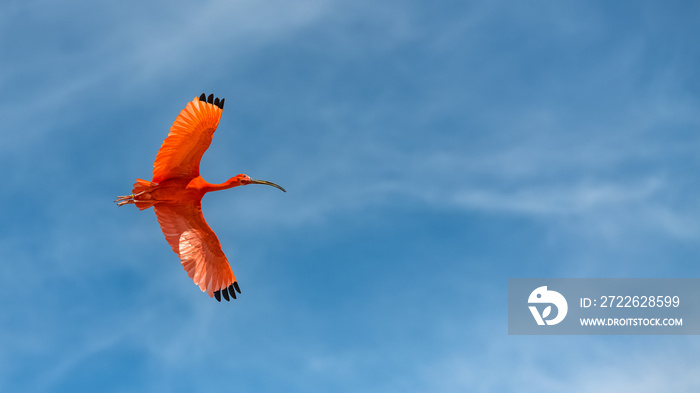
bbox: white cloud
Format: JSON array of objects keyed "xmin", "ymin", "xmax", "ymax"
[{"xmin": 417, "ymin": 335, "xmax": 700, "ymax": 393}]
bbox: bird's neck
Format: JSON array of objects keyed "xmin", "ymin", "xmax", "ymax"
[{"xmin": 197, "ymin": 177, "xmax": 242, "ymax": 193}]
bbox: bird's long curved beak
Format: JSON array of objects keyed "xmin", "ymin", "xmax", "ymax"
[{"xmin": 248, "ymin": 179, "xmax": 286, "ymax": 192}]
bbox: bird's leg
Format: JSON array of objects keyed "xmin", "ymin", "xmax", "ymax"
[
  {"xmin": 115, "ymin": 194, "xmax": 135, "ymax": 206},
  {"xmin": 114, "ymin": 190, "xmax": 148, "ymax": 207}
]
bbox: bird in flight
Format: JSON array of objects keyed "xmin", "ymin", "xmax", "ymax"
[{"xmin": 116, "ymin": 93, "xmax": 285, "ymax": 302}]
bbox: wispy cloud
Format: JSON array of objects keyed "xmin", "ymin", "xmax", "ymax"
[{"xmin": 416, "ymin": 335, "xmax": 700, "ymax": 393}]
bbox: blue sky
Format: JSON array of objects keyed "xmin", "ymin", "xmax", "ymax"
[{"xmin": 2, "ymin": 0, "xmax": 700, "ymax": 391}]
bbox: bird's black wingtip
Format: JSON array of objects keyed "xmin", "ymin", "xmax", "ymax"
[
  {"xmin": 198, "ymin": 93, "xmax": 225, "ymax": 110},
  {"xmin": 212, "ymin": 283, "xmax": 240, "ymax": 302},
  {"xmin": 228, "ymin": 284, "xmax": 240, "ymax": 299},
  {"xmin": 221, "ymin": 287, "xmax": 230, "ymax": 301}
]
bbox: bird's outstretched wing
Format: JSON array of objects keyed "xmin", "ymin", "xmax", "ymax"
[
  {"xmin": 154, "ymin": 202, "xmax": 240, "ymax": 301},
  {"xmin": 152, "ymin": 94, "xmax": 225, "ymax": 184}
]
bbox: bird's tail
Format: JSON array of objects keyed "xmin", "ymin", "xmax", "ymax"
[
  {"xmin": 131, "ymin": 179, "xmax": 159, "ymax": 210},
  {"xmin": 115, "ymin": 179, "xmax": 159, "ymax": 210}
]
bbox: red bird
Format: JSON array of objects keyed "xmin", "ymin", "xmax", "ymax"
[{"xmin": 116, "ymin": 94, "xmax": 285, "ymax": 301}]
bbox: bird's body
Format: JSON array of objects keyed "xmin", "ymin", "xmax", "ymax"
[{"xmin": 116, "ymin": 94, "xmax": 285, "ymax": 302}]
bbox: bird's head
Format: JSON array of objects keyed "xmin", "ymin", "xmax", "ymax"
[{"xmin": 233, "ymin": 174, "xmax": 286, "ymax": 192}]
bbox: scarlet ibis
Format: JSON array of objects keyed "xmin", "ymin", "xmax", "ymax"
[{"xmin": 116, "ymin": 94, "xmax": 285, "ymax": 301}]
